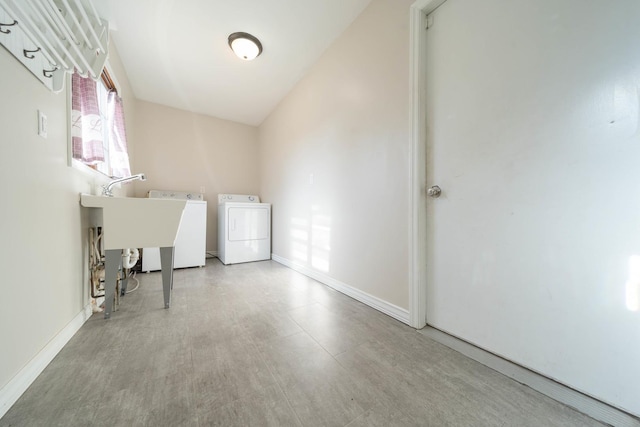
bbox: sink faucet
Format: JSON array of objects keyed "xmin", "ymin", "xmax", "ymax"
[{"xmin": 102, "ymin": 173, "xmax": 147, "ymax": 197}]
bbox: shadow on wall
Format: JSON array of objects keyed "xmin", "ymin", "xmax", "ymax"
[{"xmin": 290, "ymin": 205, "xmax": 332, "ymax": 273}]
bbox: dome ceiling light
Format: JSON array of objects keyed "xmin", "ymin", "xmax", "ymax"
[{"xmin": 228, "ymin": 32, "xmax": 263, "ymax": 61}]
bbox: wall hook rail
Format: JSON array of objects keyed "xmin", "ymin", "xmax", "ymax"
[
  {"xmin": 0, "ymin": 0, "xmax": 108, "ymax": 92},
  {"xmin": 23, "ymin": 47, "xmax": 40, "ymax": 59},
  {"xmin": 0, "ymin": 19, "xmax": 16, "ymax": 34}
]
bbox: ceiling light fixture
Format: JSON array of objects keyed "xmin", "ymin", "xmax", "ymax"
[{"xmin": 228, "ymin": 32, "xmax": 263, "ymax": 61}]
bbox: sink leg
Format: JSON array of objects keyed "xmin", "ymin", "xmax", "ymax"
[
  {"xmin": 120, "ymin": 274, "xmax": 128, "ymax": 296},
  {"xmin": 159, "ymin": 246, "xmax": 175, "ymax": 309},
  {"xmin": 104, "ymin": 249, "xmax": 122, "ymax": 319}
]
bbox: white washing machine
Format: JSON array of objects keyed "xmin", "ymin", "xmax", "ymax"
[
  {"xmin": 218, "ymin": 194, "xmax": 271, "ymax": 265},
  {"xmin": 143, "ymin": 190, "xmax": 207, "ymax": 272}
]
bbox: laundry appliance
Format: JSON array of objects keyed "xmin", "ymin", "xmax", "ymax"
[
  {"xmin": 217, "ymin": 194, "xmax": 271, "ymax": 265},
  {"xmin": 142, "ymin": 190, "xmax": 207, "ymax": 272}
]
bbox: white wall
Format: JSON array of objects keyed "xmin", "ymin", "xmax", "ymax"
[
  {"xmin": 259, "ymin": 0, "xmax": 415, "ymax": 310},
  {"xmin": 0, "ymin": 41, "xmax": 135, "ymax": 402},
  {"xmin": 133, "ymin": 101, "xmax": 260, "ymax": 252}
]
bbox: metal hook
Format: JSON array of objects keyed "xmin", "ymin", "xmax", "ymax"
[
  {"xmin": 0, "ymin": 20, "xmax": 17, "ymax": 34},
  {"xmin": 23, "ymin": 47, "xmax": 41, "ymax": 59},
  {"xmin": 43, "ymin": 67, "xmax": 57, "ymax": 78}
]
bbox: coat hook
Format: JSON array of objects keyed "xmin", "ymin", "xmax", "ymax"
[
  {"xmin": 0, "ymin": 20, "xmax": 17, "ymax": 34},
  {"xmin": 23, "ymin": 47, "xmax": 41, "ymax": 59},
  {"xmin": 43, "ymin": 67, "xmax": 57, "ymax": 78}
]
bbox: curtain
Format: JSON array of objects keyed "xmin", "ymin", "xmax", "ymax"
[
  {"xmin": 106, "ymin": 91, "xmax": 131, "ymax": 177},
  {"xmin": 71, "ymin": 70, "xmax": 132, "ymax": 178},
  {"xmin": 71, "ymin": 72, "xmax": 104, "ymax": 163}
]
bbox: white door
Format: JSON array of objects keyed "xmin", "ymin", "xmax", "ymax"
[{"xmin": 425, "ymin": 0, "xmax": 640, "ymax": 416}]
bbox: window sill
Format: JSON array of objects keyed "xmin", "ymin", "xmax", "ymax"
[
  {"xmin": 71, "ymin": 158, "xmax": 110, "ymax": 181},
  {"xmin": 70, "ymin": 158, "xmax": 113, "ymax": 196}
]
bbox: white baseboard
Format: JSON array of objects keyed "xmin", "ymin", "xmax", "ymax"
[
  {"xmin": 271, "ymin": 254, "xmax": 410, "ymax": 324},
  {"xmin": 0, "ymin": 304, "xmax": 92, "ymax": 419},
  {"xmin": 419, "ymin": 326, "xmax": 640, "ymax": 427}
]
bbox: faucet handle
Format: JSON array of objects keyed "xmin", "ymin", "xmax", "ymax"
[{"xmin": 101, "ymin": 184, "xmax": 113, "ymax": 197}]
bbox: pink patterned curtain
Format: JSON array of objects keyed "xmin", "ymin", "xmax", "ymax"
[
  {"xmin": 71, "ymin": 70, "xmax": 132, "ymax": 177},
  {"xmin": 106, "ymin": 91, "xmax": 131, "ymax": 177},
  {"xmin": 71, "ymin": 72, "xmax": 104, "ymax": 163}
]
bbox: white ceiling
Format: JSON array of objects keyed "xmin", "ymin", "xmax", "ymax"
[{"xmin": 95, "ymin": 0, "xmax": 372, "ymax": 126}]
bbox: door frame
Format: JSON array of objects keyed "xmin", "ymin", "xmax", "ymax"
[{"xmin": 408, "ymin": 0, "xmax": 446, "ymax": 328}]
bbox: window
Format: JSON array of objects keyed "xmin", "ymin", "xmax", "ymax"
[{"xmin": 70, "ymin": 67, "xmax": 131, "ymax": 178}]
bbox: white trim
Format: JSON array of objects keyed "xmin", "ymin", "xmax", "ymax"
[
  {"xmin": 409, "ymin": 0, "xmax": 446, "ymax": 328},
  {"xmin": 70, "ymin": 158, "xmax": 112, "ymax": 182},
  {"xmin": 412, "ymin": 0, "xmax": 447, "ymax": 12},
  {"xmin": 419, "ymin": 326, "xmax": 640, "ymax": 426},
  {"xmin": 0, "ymin": 305, "xmax": 92, "ymax": 419},
  {"xmin": 66, "ymin": 71, "xmax": 73, "ymax": 167},
  {"xmin": 408, "ymin": 1, "xmax": 427, "ymax": 329},
  {"xmin": 272, "ymin": 254, "xmax": 410, "ymax": 324}
]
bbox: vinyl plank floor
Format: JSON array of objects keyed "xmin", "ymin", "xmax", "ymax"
[{"xmin": 1, "ymin": 259, "xmax": 606, "ymax": 427}]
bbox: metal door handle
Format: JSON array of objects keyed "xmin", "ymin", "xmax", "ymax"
[{"xmin": 427, "ymin": 185, "xmax": 442, "ymax": 198}]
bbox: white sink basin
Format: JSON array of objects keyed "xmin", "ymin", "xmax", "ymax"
[
  {"xmin": 80, "ymin": 193, "xmax": 188, "ymax": 318},
  {"xmin": 80, "ymin": 194, "xmax": 187, "ymax": 250}
]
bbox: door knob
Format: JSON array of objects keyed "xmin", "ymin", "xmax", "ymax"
[{"xmin": 427, "ymin": 185, "xmax": 442, "ymax": 198}]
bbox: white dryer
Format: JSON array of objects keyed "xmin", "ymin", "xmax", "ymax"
[{"xmin": 218, "ymin": 194, "xmax": 271, "ymax": 265}]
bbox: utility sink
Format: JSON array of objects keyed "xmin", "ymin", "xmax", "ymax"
[
  {"xmin": 80, "ymin": 194, "xmax": 186, "ymax": 250},
  {"xmin": 80, "ymin": 194, "xmax": 187, "ymax": 319}
]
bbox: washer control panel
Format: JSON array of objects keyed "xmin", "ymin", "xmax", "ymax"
[{"xmin": 148, "ymin": 190, "xmax": 204, "ymax": 201}]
